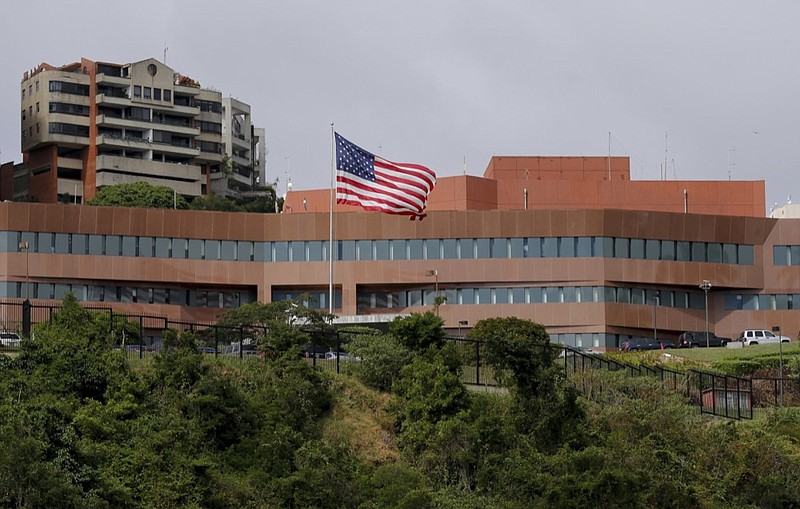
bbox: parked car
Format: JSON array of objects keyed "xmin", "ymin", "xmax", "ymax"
[
  {"xmin": 677, "ymin": 331, "xmax": 731, "ymax": 348},
  {"xmin": 0, "ymin": 332, "xmax": 22, "ymax": 347},
  {"xmin": 738, "ymin": 329, "xmax": 791, "ymax": 346},
  {"xmin": 222, "ymin": 343, "xmax": 259, "ymax": 356},
  {"xmin": 324, "ymin": 351, "xmax": 360, "ymax": 362},
  {"xmin": 621, "ymin": 337, "xmax": 676, "ymax": 351},
  {"xmin": 302, "ymin": 343, "xmax": 328, "ymax": 359}
]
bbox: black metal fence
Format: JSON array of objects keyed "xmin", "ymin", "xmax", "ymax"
[{"xmin": 0, "ymin": 301, "xmax": 785, "ymax": 418}]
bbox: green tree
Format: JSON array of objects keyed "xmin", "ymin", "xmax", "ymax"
[
  {"xmin": 87, "ymin": 181, "xmax": 190, "ymax": 209},
  {"xmin": 342, "ymin": 327, "xmax": 412, "ymax": 391},
  {"xmin": 188, "ymin": 193, "xmax": 243, "ymax": 212},
  {"xmin": 468, "ymin": 317, "xmax": 585, "ymax": 451},
  {"xmin": 217, "ymin": 297, "xmax": 334, "ymax": 358},
  {"xmin": 389, "ymin": 311, "xmax": 446, "ymax": 352}
]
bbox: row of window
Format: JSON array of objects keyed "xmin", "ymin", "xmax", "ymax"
[
  {"xmin": 50, "ymin": 102, "xmax": 90, "ymax": 116},
  {"xmin": 21, "ymin": 80, "xmax": 40, "ymax": 99},
  {"xmin": 1, "ymin": 231, "xmax": 756, "ymax": 265},
  {"xmin": 132, "ymin": 85, "xmax": 172, "ymax": 103},
  {"xmin": 49, "ymin": 81, "xmax": 90, "ymax": 96},
  {"xmin": 353, "ymin": 285, "xmax": 706, "ymax": 309},
  {"xmin": 49, "ymin": 122, "xmax": 89, "ymax": 137},
  {"xmin": 196, "ymin": 100, "xmax": 222, "ymax": 113},
  {"xmin": 2, "ymin": 281, "xmax": 256, "ymax": 308},
  {"xmin": 724, "ymin": 293, "xmax": 800, "ymax": 311},
  {"xmin": 773, "ymin": 245, "xmax": 800, "ymax": 266}
]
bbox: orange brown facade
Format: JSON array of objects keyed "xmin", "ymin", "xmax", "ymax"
[{"xmin": 0, "ymin": 171, "xmax": 796, "ymax": 349}]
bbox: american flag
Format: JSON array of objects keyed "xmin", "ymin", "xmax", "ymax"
[{"xmin": 335, "ymin": 133, "xmax": 436, "ymax": 220}]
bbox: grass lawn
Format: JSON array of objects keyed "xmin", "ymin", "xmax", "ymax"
[{"xmin": 669, "ymin": 342, "xmax": 800, "ymax": 364}]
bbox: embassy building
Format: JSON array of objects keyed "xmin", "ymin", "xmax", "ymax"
[{"xmin": 0, "ymin": 153, "xmax": 797, "ymax": 350}]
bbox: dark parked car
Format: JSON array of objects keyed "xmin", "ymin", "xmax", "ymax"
[
  {"xmin": 677, "ymin": 331, "xmax": 731, "ymax": 348},
  {"xmin": 621, "ymin": 337, "xmax": 675, "ymax": 351},
  {"xmin": 302, "ymin": 343, "xmax": 328, "ymax": 359}
]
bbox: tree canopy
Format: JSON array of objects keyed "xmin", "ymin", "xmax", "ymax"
[{"xmin": 87, "ymin": 181, "xmax": 190, "ymax": 209}]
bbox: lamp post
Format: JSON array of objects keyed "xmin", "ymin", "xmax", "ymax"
[
  {"xmin": 18, "ymin": 241, "xmax": 29, "ymax": 300},
  {"xmin": 425, "ymin": 269, "xmax": 439, "ymax": 315},
  {"xmin": 700, "ymin": 280, "xmax": 712, "ymax": 348},
  {"xmin": 772, "ymin": 325, "xmax": 784, "ymax": 405},
  {"xmin": 458, "ymin": 320, "xmax": 468, "ymax": 337},
  {"xmin": 653, "ymin": 290, "xmax": 660, "ymax": 342}
]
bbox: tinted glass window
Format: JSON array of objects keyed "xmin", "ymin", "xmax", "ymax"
[
  {"xmin": 645, "ymin": 239, "xmax": 660, "ymax": 260},
  {"xmin": 676, "ymin": 241, "xmax": 691, "ymax": 261},
  {"xmin": 221, "ymin": 240, "xmax": 237, "ymax": 261},
  {"xmin": 391, "ymin": 239, "xmax": 406, "ymax": 260},
  {"xmin": 357, "ymin": 240, "xmax": 372, "ymax": 260},
  {"xmin": 122, "ymin": 236, "xmax": 136, "ymax": 257},
  {"xmin": 630, "ymin": 239, "xmax": 645, "ymax": 259},
  {"xmin": 188, "ymin": 239, "xmax": 204, "ymax": 260},
  {"xmin": 490, "ymin": 238, "xmax": 507, "ymax": 259},
  {"xmin": 526, "ymin": 237, "xmax": 542, "ymax": 258},
  {"xmin": 661, "ymin": 240, "xmax": 675, "ymax": 261},
  {"xmin": 738, "ymin": 245, "xmax": 754, "ymax": 265},
  {"xmin": 88, "ymin": 234, "xmax": 104, "ymax": 255},
  {"xmin": 409, "ymin": 240, "xmax": 423, "ymax": 260},
  {"xmin": 105, "ymin": 235, "xmax": 120, "ymax": 256},
  {"xmin": 374, "ymin": 240, "xmax": 389, "ymax": 260},
  {"xmin": 476, "ymin": 239, "xmax": 490, "ymax": 259},
  {"xmin": 722, "ymin": 243, "xmax": 737, "ymax": 264},
  {"xmin": 307, "ymin": 241, "xmax": 323, "ymax": 261},
  {"xmin": 425, "ymin": 239, "xmax": 440, "ymax": 259},
  {"xmin": 691, "ymin": 242, "xmax": 706, "ymax": 262},
  {"xmin": 459, "ymin": 239, "xmax": 475, "ymax": 259},
  {"xmin": 237, "ymin": 241, "xmax": 253, "ymax": 261},
  {"xmin": 155, "ymin": 238, "xmax": 171, "ymax": 258},
  {"xmin": 205, "ymin": 240, "xmax": 220, "ymax": 260},
  {"xmin": 139, "ymin": 237, "xmax": 154, "ymax": 258},
  {"xmin": 55, "ymin": 233, "xmax": 70, "ymax": 254},
  {"xmin": 614, "ymin": 238, "xmax": 629, "ymax": 259},
  {"xmin": 274, "ymin": 241, "xmax": 289, "ymax": 261},
  {"xmin": 542, "ymin": 237, "xmax": 558, "ymax": 258},
  {"xmin": 290, "ymin": 241, "xmax": 305, "ymax": 262},
  {"xmin": 560, "ymin": 237, "xmax": 575, "ymax": 258},
  {"xmin": 707, "ymin": 243, "xmax": 722, "ymax": 263},
  {"xmin": 510, "ymin": 238, "xmax": 525, "ymax": 258},
  {"xmin": 576, "ymin": 237, "xmax": 592, "ymax": 257},
  {"xmin": 443, "ymin": 239, "xmax": 458, "ymax": 259}
]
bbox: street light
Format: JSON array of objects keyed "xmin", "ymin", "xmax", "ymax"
[
  {"xmin": 425, "ymin": 269, "xmax": 440, "ymax": 315},
  {"xmin": 458, "ymin": 320, "xmax": 468, "ymax": 337},
  {"xmin": 700, "ymin": 280, "xmax": 712, "ymax": 348},
  {"xmin": 772, "ymin": 325, "xmax": 784, "ymax": 405},
  {"xmin": 653, "ymin": 290, "xmax": 660, "ymax": 342},
  {"xmin": 18, "ymin": 241, "xmax": 29, "ymax": 300}
]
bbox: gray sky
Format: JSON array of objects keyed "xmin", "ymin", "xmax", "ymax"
[{"xmin": 2, "ymin": 1, "xmax": 798, "ymax": 213}]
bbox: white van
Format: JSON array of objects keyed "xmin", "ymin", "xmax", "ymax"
[{"xmin": 738, "ymin": 329, "xmax": 791, "ymax": 346}]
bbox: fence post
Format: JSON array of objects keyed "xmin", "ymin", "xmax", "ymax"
[
  {"xmin": 239, "ymin": 326, "xmax": 244, "ymax": 360},
  {"xmin": 475, "ymin": 341, "xmax": 481, "ymax": 385},
  {"xmin": 22, "ymin": 299, "xmax": 31, "ymax": 338}
]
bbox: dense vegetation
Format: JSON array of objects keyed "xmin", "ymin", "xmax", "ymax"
[
  {"xmin": 1, "ymin": 297, "xmax": 799, "ymax": 508},
  {"xmin": 87, "ymin": 181, "xmax": 281, "ymax": 213}
]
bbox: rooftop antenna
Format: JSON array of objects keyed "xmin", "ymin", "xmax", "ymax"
[
  {"xmin": 728, "ymin": 148, "xmax": 735, "ymax": 180},
  {"xmin": 163, "ymin": 42, "xmax": 168, "ymax": 64},
  {"xmin": 663, "ymin": 132, "xmax": 668, "ymax": 181},
  {"xmin": 788, "ymin": 195, "xmax": 792, "ymax": 205},
  {"xmin": 463, "ymin": 155, "xmax": 467, "ymax": 175},
  {"xmin": 608, "ymin": 131, "xmax": 612, "ymax": 181}
]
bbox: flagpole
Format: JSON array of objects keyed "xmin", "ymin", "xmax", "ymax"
[{"xmin": 329, "ymin": 123, "xmax": 335, "ymax": 316}]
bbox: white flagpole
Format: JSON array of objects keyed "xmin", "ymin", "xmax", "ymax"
[{"xmin": 329, "ymin": 123, "xmax": 335, "ymax": 316}]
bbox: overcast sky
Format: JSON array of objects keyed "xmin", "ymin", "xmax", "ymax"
[{"xmin": 2, "ymin": 1, "xmax": 798, "ymax": 213}]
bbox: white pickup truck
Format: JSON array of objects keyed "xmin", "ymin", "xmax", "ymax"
[{"xmin": 737, "ymin": 329, "xmax": 791, "ymax": 346}]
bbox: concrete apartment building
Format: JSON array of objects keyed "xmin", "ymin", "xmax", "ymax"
[
  {"xmin": 6, "ymin": 57, "xmax": 265, "ymax": 204},
  {"xmin": 1, "ymin": 150, "xmax": 795, "ymax": 351}
]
